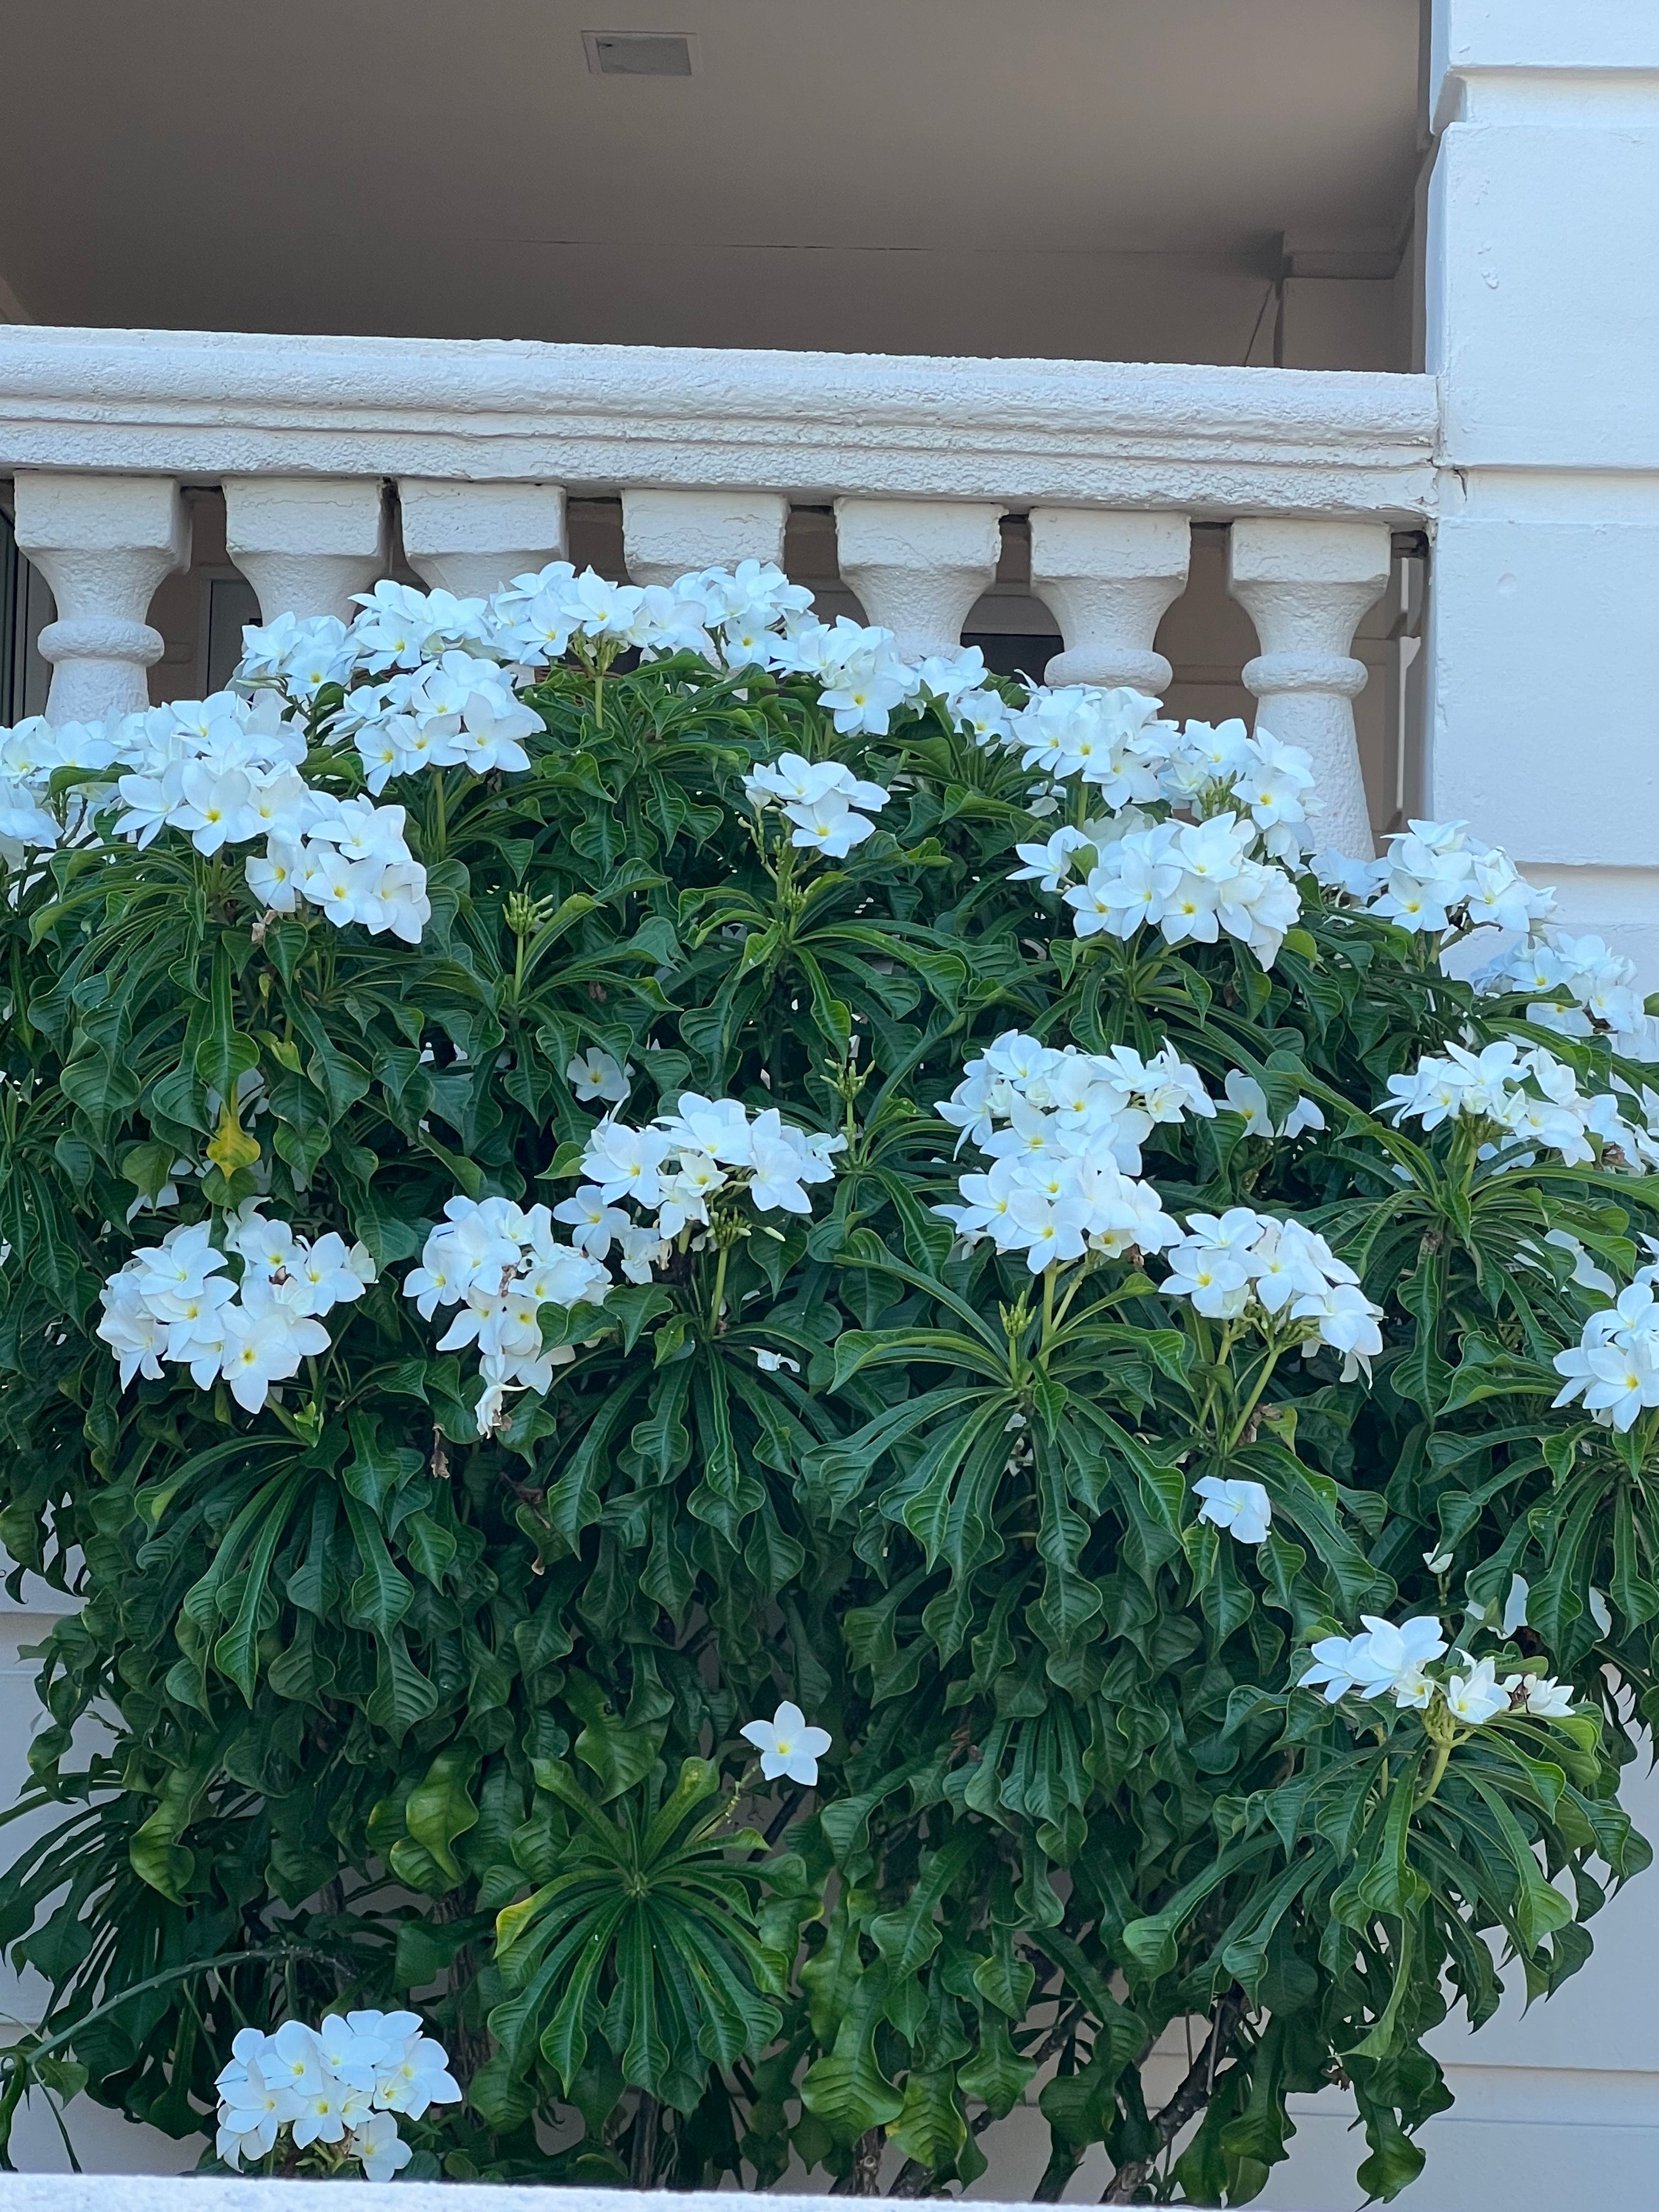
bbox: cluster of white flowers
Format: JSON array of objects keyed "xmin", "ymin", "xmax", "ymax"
[
  {"xmin": 1319, "ymin": 817, "xmax": 1554, "ymax": 941},
  {"xmin": 1553, "ymin": 1263, "xmax": 1659, "ymax": 1431},
  {"xmin": 1384, "ymin": 1038, "xmax": 1659, "ymax": 1171},
  {"xmin": 334, "ymin": 648, "xmax": 545, "ymax": 793},
  {"xmin": 96, "ymin": 1214, "xmax": 373, "ymax": 1412},
  {"xmin": 0, "ymin": 691, "xmax": 430, "ymax": 942},
  {"xmin": 1300, "ymin": 1613, "xmax": 1575, "ymax": 1724},
  {"xmin": 247, "ymin": 561, "xmax": 1003, "ymax": 754},
  {"xmin": 3, "ymin": 568, "xmax": 1337, "ymax": 989},
  {"xmin": 938, "ymin": 1028, "xmax": 1215, "ymax": 1173},
  {"xmin": 215, "ymin": 2010, "xmax": 459, "ymax": 2178},
  {"xmin": 403, "ymin": 1197, "xmax": 611, "ymax": 1436},
  {"xmin": 0, "ymin": 714, "xmax": 119, "ymax": 857},
  {"xmin": 1000, "ymin": 709, "xmax": 1314, "ymax": 967},
  {"xmin": 740, "ymin": 752, "xmax": 891, "ymax": 858},
  {"xmin": 1160, "ymin": 1206, "xmax": 1385, "ymax": 1380},
  {"xmin": 1476, "ymin": 928, "xmax": 1659, "ymax": 1062},
  {"xmin": 566, "ymin": 1095, "xmax": 843, "ymax": 1285},
  {"xmin": 1057, "ymin": 811, "xmax": 1304, "ymax": 967},
  {"xmin": 933, "ymin": 1030, "xmax": 1215, "ymax": 1272},
  {"xmin": 991, "ymin": 695, "xmax": 1295, "ymax": 843},
  {"xmin": 1318, "ymin": 819, "xmax": 1659, "ymax": 1068}
]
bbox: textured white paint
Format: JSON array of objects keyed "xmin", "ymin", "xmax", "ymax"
[
  {"xmin": 1029, "ymin": 507, "xmax": 1191, "ymax": 691},
  {"xmin": 221, "ymin": 476, "xmax": 388, "ymax": 624},
  {"xmin": 2, "ymin": 2187, "xmax": 940, "ymax": 2212},
  {"xmin": 1423, "ymin": 0, "xmax": 1659, "ymax": 967},
  {"xmin": 1227, "ymin": 518, "xmax": 1390, "ymax": 858},
  {"xmin": 398, "ymin": 478, "xmax": 566, "ymax": 599},
  {"xmin": 834, "ymin": 498, "xmax": 1003, "ymax": 659},
  {"xmin": 10, "ymin": 471, "xmax": 188, "ymax": 721},
  {"xmin": 1431, "ymin": 0, "xmax": 1659, "ymax": 129},
  {"xmin": 0, "ymin": 328, "xmax": 1438, "ymax": 519},
  {"xmin": 621, "ymin": 487, "xmax": 789, "ymax": 589}
]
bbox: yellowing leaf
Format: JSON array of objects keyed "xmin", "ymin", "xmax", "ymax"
[{"xmin": 206, "ymin": 1103, "xmax": 261, "ymax": 1175}]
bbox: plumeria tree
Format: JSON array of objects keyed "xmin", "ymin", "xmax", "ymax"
[{"xmin": 1, "ymin": 552, "xmax": 1657, "ymax": 2199}]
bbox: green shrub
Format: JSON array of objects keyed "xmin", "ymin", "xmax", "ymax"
[{"xmin": 0, "ymin": 564, "xmax": 1654, "ymax": 2200}]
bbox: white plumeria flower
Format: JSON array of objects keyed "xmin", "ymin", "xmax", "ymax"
[
  {"xmin": 1444, "ymin": 1656, "xmax": 1509, "ymax": 1725},
  {"xmin": 754, "ymin": 1348, "xmax": 800, "ymax": 1374},
  {"xmin": 373, "ymin": 2029, "xmax": 462, "ymax": 2119},
  {"xmin": 740, "ymin": 1700, "xmax": 832, "ymax": 1786},
  {"xmin": 348, "ymin": 2108, "xmax": 413, "ymax": 2182},
  {"xmin": 216, "ymin": 2060, "xmax": 299, "ymax": 2168},
  {"xmin": 1192, "ymin": 1475, "xmax": 1272, "ymax": 1545},
  {"xmin": 285, "ymin": 1233, "xmax": 376, "ymax": 1317},
  {"xmin": 217, "ymin": 1283, "xmax": 330, "ymax": 1412},
  {"xmin": 1503, "ymin": 1672, "xmax": 1575, "ymax": 1719},
  {"xmin": 263, "ymin": 2019, "xmax": 325, "ymax": 2097},
  {"xmin": 567, "ymin": 1047, "xmax": 633, "ymax": 1106},
  {"xmin": 313, "ymin": 2012, "xmax": 390, "ymax": 2093},
  {"xmin": 1300, "ymin": 1614, "xmax": 1447, "ymax": 1704}
]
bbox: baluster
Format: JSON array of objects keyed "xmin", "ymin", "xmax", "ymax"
[
  {"xmin": 399, "ymin": 479, "xmax": 567, "ymax": 600},
  {"xmin": 222, "ymin": 476, "xmax": 387, "ymax": 624},
  {"xmin": 11, "ymin": 471, "xmax": 188, "ymax": 723},
  {"xmin": 1028, "ymin": 509, "xmax": 1190, "ymax": 693},
  {"xmin": 833, "ymin": 499, "xmax": 1003, "ymax": 660},
  {"xmin": 622, "ymin": 489, "xmax": 789, "ymax": 589},
  {"xmin": 1227, "ymin": 519, "xmax": 1391, "ymax": 858}
]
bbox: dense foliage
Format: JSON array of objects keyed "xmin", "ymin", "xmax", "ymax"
[{"xmin": 1, "ymin": 561, "xmax": 1657, "ymax": 2202}]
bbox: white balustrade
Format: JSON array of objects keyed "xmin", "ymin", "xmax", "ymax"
[
  {"xmin": 399, "ymin": 478, "xmax": 566, "ymax": 598},
  {"xmin": 621, "ymin": 488, "xmax": 788, "ymax": 590},
  {"xmin": 10, "ymin": 470, "xmax": 188, "ymax": 722},
  {"xmin": 1227, "ymin": 518, "xmax": 1392, "ymax": 859},
  {"xmin": 1029, "ymin": 508, "xmax": 1191, "ymax": 692},
  {"xmin": 222, "ymin": 475, "xmax": 387, "ymax": 624},
  {"xmin": 833, "ymin": 499, "xmax": 1003, "ymax": 659},
  {"xmin": 0, "ymin": 330, "xmax": 1441, "ymax": 847}
]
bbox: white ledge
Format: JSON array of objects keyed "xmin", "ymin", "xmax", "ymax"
[
  {"xmin": 0, "ymin": 326, "xmax": 1438, "ymax": 521},
  {"xmin": 0, "ymin": 2182, "xmax": 999, "ymax": 2212}
]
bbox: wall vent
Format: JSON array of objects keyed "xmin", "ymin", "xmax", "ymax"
[{"xmin": 583, "ymin": 31, "xmax": 697, "ymax": 77}]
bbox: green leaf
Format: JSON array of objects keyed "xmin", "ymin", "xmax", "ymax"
[
  {"xmin": 405, "ymin": 1748, "xmax": 481, "ymax": 1884},
  {"xmin": 193, "ymin": 939, "xmax": 259, "ymax": 1105}
]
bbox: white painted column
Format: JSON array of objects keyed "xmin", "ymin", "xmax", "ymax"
[
  {"xmin": 10, "ymin": 471, "xmax": 188, "ymax": 723},
  {"xmin": 833, "ymin": 498, "xmax": 1003, "ymax": 659},
  {"xmin": 222, "ymin": 476, "xmax": 387, "ymax": 624},
  {"xmin": 1425, "ymin": 0, "xmax": 1659, "ymax": 970},
  {"xmin": 1227, "ymin": 518, "xmax": 1390, "ymax": 858},
  {"xmin": 621, "ymin": 488, "xmax": 789, "ymax": 589},
  {"xmin": 399, "ymin": 479, "xmax": 566, "ymax": 599},
  {"xmin": 1028, "ymin": 508, "xmax": 1190, "ymax": 692}
]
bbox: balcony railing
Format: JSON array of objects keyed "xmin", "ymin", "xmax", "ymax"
[{"xmin": 0, "ymin": 325, "xmax": 1439, "ymax": 854}]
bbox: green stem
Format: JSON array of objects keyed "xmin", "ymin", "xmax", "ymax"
[
  {"xmin": 1223, "ymin": 1341, "xmax": 1284, "ymax": 1456},
  {"xmin": 1414, "ymin": 1736, "xmax": 1454, "ymax": 1809},
  {"xmin": 431, "ymin": 770, "xmax": 449, "ymax": 858},
  {"xmin": 1040, "ymin": 1262, "xmax": 1057, "ymax": 1351},
  {"xmin": 1049, "ymin": 1265, "xmax": 1090, "ymax": 1335},
  {"xmin": 708, "ymin": 1244, "xmax": 731, "ymax": 1333}
]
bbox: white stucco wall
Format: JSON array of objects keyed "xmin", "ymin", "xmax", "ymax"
[{"xmin": 1422, "ymin": 0, "xmax": 1659, "ymax": 974}]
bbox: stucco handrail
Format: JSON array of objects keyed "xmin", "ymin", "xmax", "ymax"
[
  {"xmin": 0, "ymin": 325, "xmax": 1438, "ymax": 520},
  {"xmin": 0, "ymin": 2177, "xmax": 1001, "ymax": 2210}
]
